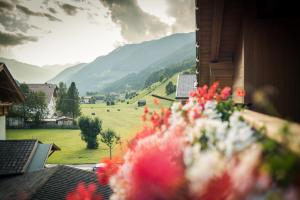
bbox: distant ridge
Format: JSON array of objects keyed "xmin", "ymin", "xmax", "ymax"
[{"xmin": 50, "ymin": 32, "xmax": 196, "ymax": 95}]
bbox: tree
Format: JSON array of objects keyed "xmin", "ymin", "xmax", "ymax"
[
  {"xmin": 78, "ymin": 116, "xmax": 102, "ymax": 149},
  {"xmin": 89, "ymin": 96, "xmax": 96, "ymax": 104},
  {"xmin": 66, "ymin": 82, "xmax": 81, "ymax": 118},
  {"xmin": 165, "ymin": 81, "xmax": 176, "ymax": 95},
  {"xmin": 56, "ymin": 82, "xmax": 67, "ymax": 114},
  {"xmin": 100, "ymin": 129, "xmax": 120, "ymax": 159},
  {"xmin": 9, "ymin": 83, "xmax": 47, "ymax": 126}
]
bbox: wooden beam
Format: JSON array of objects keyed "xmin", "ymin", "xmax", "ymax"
[
  {"xmin": 241, "ymin": 109, "xmax": 300, "ymax": 155},
  {"xmin": 210, "ymin": 0, "xmax": 224, "ymax": 62},
  {"xmin": 151, "ymin": 94, "xmax": 175, "ymax": 102}
]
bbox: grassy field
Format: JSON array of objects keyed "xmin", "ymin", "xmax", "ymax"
[{"xmin": 7, "ymin": 74, "xmax": 178, "ymax": 164}]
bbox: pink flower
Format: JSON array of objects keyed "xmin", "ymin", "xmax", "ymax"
[
  {"xmin": 128, "ymin": 141, "xmax": 186, "ymax": 200},
  {"xmin": 220, "ymin": 87, "xmax": 231, "ymax": 100}
]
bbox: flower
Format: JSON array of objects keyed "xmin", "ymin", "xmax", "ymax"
[
  {"xmin": 97, "ymin": 159, "xmax": 120, "ymax": 185},
  {"xmin": 220, "ymin": 87, "xmax": 231, "ymax": 100},
  {"xmin": 236, "ymin": 88, "xmax": 246, "ymax": 97},
  {"xmin": 66, "ymin": 183, "xmax": 102, "ymax": 200},
  {"xmin": 153, "ymin": 98, "xmax": 160, "ymax": 105}
]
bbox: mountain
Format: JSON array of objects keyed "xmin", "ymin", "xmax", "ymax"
[
  {"xmin": 50, "ymin": 32, "xmax": 196, "ymax": 95},
  {"xmin": 42, "ymin": 63, "xmax": 78, "ymax": 74},
  {"xmin": 0, "ymin": 57, "xmax": 56, "ymax": 83},
  {"xmin": 49, "ymin": 63, "xmax": 86, "ymax": 83}
]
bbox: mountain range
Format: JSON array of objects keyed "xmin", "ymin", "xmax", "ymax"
[
  {"xmin": 1, "ymin": 32, "xmax": 196, "ymax": 95},
  {"xmin": 50, "ymin": 32, "xmax": 196, "ymax": 95}
]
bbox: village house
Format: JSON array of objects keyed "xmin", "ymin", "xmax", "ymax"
[
  {"xmin": 0, "ymin": 63, "xmax": 25, "ymax": 139},
  {"xmin": 137, "ymin": 99, "xmax": 146, "ymax": 107},
  {"xmin": 56, "ymin": 116, "xmax": 74, "ymax": 126},
  {"xmin": 0, "ymin": 63, "xmax": 111, "ymax": 200},
  {"xmin": 27, "ymin": 83, "xmax": 58, "ymax": 118}
]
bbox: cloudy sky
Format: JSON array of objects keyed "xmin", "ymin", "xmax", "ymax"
[{"xmin": 0, "ymin": 0, "xmax": 195, "ymax": 66}]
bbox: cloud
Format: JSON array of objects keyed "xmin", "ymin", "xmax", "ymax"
[
  {"xmin": 0, "ymin": 10, "xmax": 31, "ymax": 33},
  {"xmin": 48, "ymin": 7, "xmax": 56, "ymax": 14},
  {"xmin": 165, "ymin": 0, "xmax": 195, "ymax": 33},
  {"xmin": 59, "ymin": 3, "xmax": 78, "ymax": 16},
  {"xmin": 16, "ymin": 4, "xmax": 62, "ymax": 22},
  {"xmin": 0, "ymin": 0, "xmax": 14, "ymax": 11},
  {"xmin": 0, "ymin": 31, "xmax": 37, "ymax": 47},
  {"xmin": 100, "ymin": 0, "xmax": 169, "ymax": 43}
]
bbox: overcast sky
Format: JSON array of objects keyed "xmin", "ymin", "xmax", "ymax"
[{"xmin": 0, "ymin": 0, "xmax": 195, "ymax": 66}]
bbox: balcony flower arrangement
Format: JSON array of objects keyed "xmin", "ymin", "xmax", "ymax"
[{"xmin": 68, "ymin": 82, "xmax": 300, "ymax": 200}]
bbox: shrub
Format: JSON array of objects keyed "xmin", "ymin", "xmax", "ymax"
[{"xmin": 78, "ymin": 116, "xmax": 102, "ymax": 149}]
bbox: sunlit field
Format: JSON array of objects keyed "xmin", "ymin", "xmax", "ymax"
[{"xmin": 7, "ymin": 74, "xmax": 177, "ymax": 164}]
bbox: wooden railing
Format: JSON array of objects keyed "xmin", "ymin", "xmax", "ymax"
[{"xmin": 241, "ymin": 109, "xmax": 300, "ymax": 155}]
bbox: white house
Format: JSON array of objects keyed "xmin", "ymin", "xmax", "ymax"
[{"xmin": 27, "ymin": 83, "xmax": 58, "ymax": 118}]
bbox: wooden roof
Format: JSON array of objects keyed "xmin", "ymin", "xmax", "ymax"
[
  {"xmin": 0, "ymin": 165, "xmax": 112, "ymax": 200},
  {"xmin": 196, "ymin": 0, "xmax": 242, "ymax": 85},
  {"xmin": 0, "ymin": 63, "xmax": 25, "ymax": 104},
  {"xmin": 0, "ymin": 140, "xmax": 60, "ymax": 176}
]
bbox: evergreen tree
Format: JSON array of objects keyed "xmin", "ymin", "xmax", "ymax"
[
  {"xmin": 56, "ymin": 82, "xmax": 67, "ymax": 115},
  {"xmin": 66, "ymin": 82, "xmax": 81, "ymax": 118}
]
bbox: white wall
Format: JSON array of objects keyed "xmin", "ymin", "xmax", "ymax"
[{"xmin": 0, "ymin": 116, "xmax": 5, "ymax": 140}]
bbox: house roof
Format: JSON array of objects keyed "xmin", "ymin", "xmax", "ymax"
[
  {"xmin": 0, "ymin": 165, "xmax": 112, "ymax": 200},
  {"xmin": 0, "ymin": 63, "xmax": 25, "ymax": 104},
  {"xmin": 27, "ymin": 84, "xmax": 57, "ymax": 105},
  {"xmin": 56, "ymin": 116, "xmax": 74, "ymax": 121},
  {"xmin": 0, "ymin": 140, "xmax": 60, "ymax": 176},
  {"xmin": 175, "ymin": 74, "xmax": 197, "ymax": 99}
]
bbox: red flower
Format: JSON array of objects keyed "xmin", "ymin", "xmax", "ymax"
[
  {"xmin": 96, "ymin": 159, "xmax": 120, "ymax": 185},
  {"xmin": 236, "ymin": 88, "xmax": 246, "ymax": 97},
  {"xmin": 66, "ymin": 182, "xmax": 102, "ymax": 200},
  {"xmin": 144, "ymin": 106, "xmax": 149, "ymax": 114},
  {"xmin": 200, "ymin": 172, "xmax": 232, "ymax": 200},
  {"xmin": 153, "ymin": 98, "xmax": 160, "ymax": 105}
]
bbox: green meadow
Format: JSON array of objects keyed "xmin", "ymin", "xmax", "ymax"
[{"xmin": 7, "ymin": 74, "xmax": 177, "ymax": 164}]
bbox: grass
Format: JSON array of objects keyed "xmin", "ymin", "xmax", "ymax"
[{"xmin": 6, "ymin": 73, "xmax": 179, "ymax": 164}]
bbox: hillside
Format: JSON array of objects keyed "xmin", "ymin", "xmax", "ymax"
[
  {"xmin": 50, "ymin": 32, "xmax": 195, "ymax": 95},
  {"xmin": 42, "ymin": 63, "xmax": 77, "ymax": 74},
  {"xmin": 0, "ymin": 57, "xmax": 56, "ymax": 83},
  {"xmin": 49, "ymin": 63, "xmax": 86, "ymax": 83}
]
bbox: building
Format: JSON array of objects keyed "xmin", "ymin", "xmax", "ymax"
[
  {"xmin": 56, "ymin": 116, "xmax": 74, "ymax": 126},
  {"xmin": 0, "ymin": 63, "xmax": 25, "ymax": 139},
  {"xmin": 138, "ymin": 99, "xmax": 146, "ymax": 107},
  {"xmin": 175, "ymin": 74, "xmax": 197, "ymax": 100},
  {"xmin": 27, "ymin": 83, "xmax": 58, "ymax": 118},
  {"xmin": 0, "ymin": 140, "xmax": 60, "ymax": 175},
  {"xmin": 0, "ymin": 140, "xmax": 111, "ymax": 200},
  {"xmin": 80, "ymin": 96, "xmax": 91, "ymax": 104},
  {"xmin": 196, "ymin": 0, "xmax": 300, "ymax": 122}
]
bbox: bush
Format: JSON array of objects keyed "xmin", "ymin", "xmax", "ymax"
[
  {"xmin": 78, "ymin": 116, "xmax": 102, "ymax": 149},
  {"xmin": 165, "ymin": 81, "xmax": 176, "ymax": 95}
]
